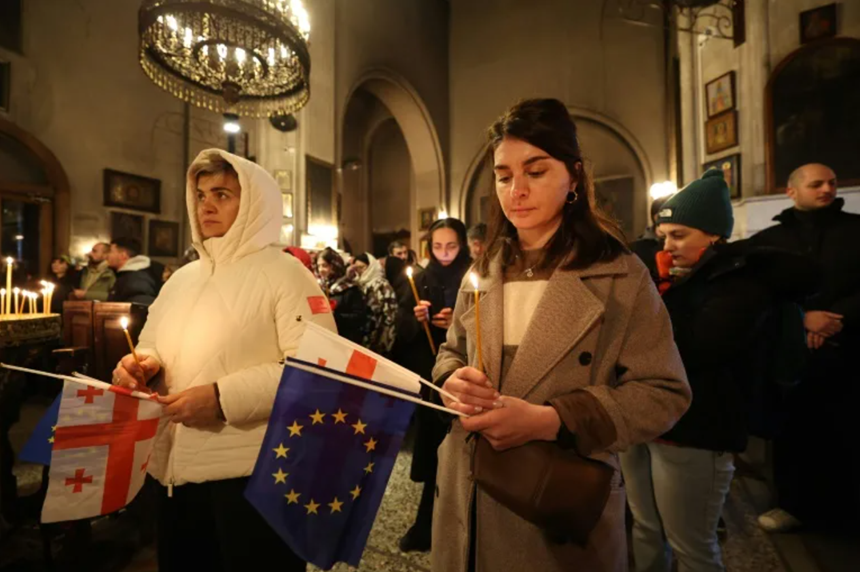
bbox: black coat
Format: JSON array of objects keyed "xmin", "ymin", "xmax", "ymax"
[
  {"xmin": 750, "ymin": 199, "xmax": 860, "ymax": 356},
  {"xmin": 108, "ymin": 269, "xmax": 158, "ymax": 306},
  {"xmin": 659, "ymin": 240, "xmax": 818, "ymax": 452},
  {"xmin": 393, "ymin": 259, "xmax": 469, "ymax": 482},
  {"xmin": 330, "ymin": 285, "xmax": 367, "ymax": 345}
]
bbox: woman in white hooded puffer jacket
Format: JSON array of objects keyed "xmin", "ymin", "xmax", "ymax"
[{"xmin": 112, "ymin": 149, "xmax": 336, "ymax": 572}]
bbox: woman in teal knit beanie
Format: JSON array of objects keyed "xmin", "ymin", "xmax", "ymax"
[{"xmin": 621, "ymin": 169, "xmax": 819, "ymax": 572}]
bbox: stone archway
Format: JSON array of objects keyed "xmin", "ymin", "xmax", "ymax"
[
  {"xmin": 0, "ymin": 118, "xmax": 71, "ymax": 267},
  {"xmin": 458, "ymin": 108, "xmax": 653, "ymax": 237},
  {"xmin": 338, "ymin": 69, "xmax": 446, "ymax": 253}
]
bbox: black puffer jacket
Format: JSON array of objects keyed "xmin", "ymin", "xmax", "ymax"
[
  {"xmin": 108, "ymin": 269, "xmax": 158, "ymax": 306},
  {"xmin": 325, "ymin": 276, "xmax": 368, "ymax": 346},
  {"xmin": 751, "ymin": 199, "xmax": 860, "ymax": 356},
  {"xmin": 659, "ymin": 240, "xmax": 819, "ymax": 452}
]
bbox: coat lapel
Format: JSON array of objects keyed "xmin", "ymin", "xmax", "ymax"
[{"xmin": 502, "ymin": 256, "xmax": 628, "ymax": 399}]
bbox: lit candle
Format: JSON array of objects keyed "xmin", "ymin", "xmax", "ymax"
[
  {"xmin": 0, "ymin": 288, "xmax": 5, "ymax": 316},
  {"xmin": 120, "ymin": 317, "xmax": 143, "ymax": 371},
  {"xmin": 13, "ymin": 287, "xmax": 20, "ymax": 315},
  {"xmin": 406, "ymin": 266, "xmax": 437, "ymax": 355},
  {"xmin": 4, "ymin": 258, "xmax": 12, "ymax": 315},
  {"xmin": 470, "ymin": 272, "xmax": 483, "ymax": 374},
  {"xmin": 40, "ymin": 288, "xmax": 47, "ymax": 314},
  {"xmin": 45, "ymin": 283, "xmax": 55, "ymax": 314},
  {"xmin": 29, "ymin": 292, "xmax": 37, "ymax": 314}
]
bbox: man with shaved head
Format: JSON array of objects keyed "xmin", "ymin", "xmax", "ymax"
[{"xmin": 752, "ymin": 163, "xmax": 860, "ymax": 533}]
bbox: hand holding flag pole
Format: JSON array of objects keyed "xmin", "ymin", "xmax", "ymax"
[{"xmin": 405, "ymin": 267, "xmax": 437, "ymax": 356}]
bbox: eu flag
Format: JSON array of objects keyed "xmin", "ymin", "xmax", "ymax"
[
  {"xmin": 245, "ymin": 359, "xmax": 417, "ymax": 570},
  {"xmin": 18, "ymin": 393, "xmax": 61, "ymax": 465}
]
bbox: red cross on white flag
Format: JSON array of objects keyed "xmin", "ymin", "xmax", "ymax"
[
  {"xmin": 41, "ymin": 379, "xmax": 165, "ymax": 523},
  {"xmin": 295, "ymin": 322, "xmax": 421, "ymax": 394}
]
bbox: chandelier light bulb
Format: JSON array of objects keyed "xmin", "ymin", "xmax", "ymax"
[{"xmin": 139, "ymin": 0, "xmax": 311, "ymax": 117}]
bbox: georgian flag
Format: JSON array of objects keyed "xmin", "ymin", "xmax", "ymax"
[
  {"xmin": 41, "ymin": 379, "xmax": 166, "ymax": 523},
  {"xmin": 295, "ymin": 322, "xmax": 420, "ymax": 393}
]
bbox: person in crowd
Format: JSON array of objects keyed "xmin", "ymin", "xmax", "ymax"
[
  {"xmin": 162, "ymin": 265, "xmax": 175, "ymax": 283},
  {"xmin": 431, "ymin": 99, "xmax": 690, "ymax": 572},
  {"xmin": 106, "ymin": 238, "xmax": 159, "ymax": 305},
  {"xmin": 45, "ymin": 255, "xmax": 79, "ymax": 314},
  {"xmin": 283, "ymin": 246, "xmax": 314, "ymax": 273},
  {"xmin": 72, "ymin": 242, "xmax": 115, "ymax": 301},
  {"xmin": 630, "ymin": 194, "xmax": 673, "ymax": 279},
  {"xmin": 621, "ymin": 170, "xmax": 818, "ymax": 572},
  {"xmin": 385, "ymin": 252, "xmax": 413, "ymax": 306},
  {"xmin": 350, "ymin": 252, "xmax": 398, "ymax": 355},
  {"xmin": 317, "ymin": 247, "xmax": 368, "ymax": 345},
  {"xmin": 388, "ymin": 239, "xmax": 410, "ymax": 262},
  {"xmin": 467, "ymin": 222, "xmax": 487, "ymax": 260},
  {"xmin": 750, "ymin": 163, "xmax": 860, "ymax": 532},
  {"xmin": 397, "ymin": 217, "xmax": 474, "ymax": 554},
  {"xmin": 112, "ymin": 149, "xmax": 336, "ymax": 572},
  {"xmin": 181, "ymin": 245, "xmax": 200, "ymax": 267}
]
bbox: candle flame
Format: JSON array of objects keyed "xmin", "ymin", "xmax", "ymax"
[
  {"xmin": 470, "ymin": 272, "xmax": 479, "ymax": 290},
  {"xmin": 120, "ymin": 316, "xmax": 130, "ymax": 330},
  {"xmin": 0, "ymin": 289, "xmax": 5, "ymax": 295},
  {"xmin": 13, "ymin": 287, "xmax": 19, "ymax": 294},
  {"xmin": 406, "ymin": 266, "xmax": 414, "ymax": 278}
]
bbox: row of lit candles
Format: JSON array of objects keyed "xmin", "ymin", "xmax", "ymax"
[
  {"xmin": 4, "ymin": 257, "xmax": 55, "ymax": 316},
  {"xmin": 0, "ymin": 283, "xmax": 56, "ymax": 316}
]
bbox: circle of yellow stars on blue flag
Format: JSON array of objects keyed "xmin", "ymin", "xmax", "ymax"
[{"xmin": 270, "ymin": 408, "xmax": 377, "ymax": 516}]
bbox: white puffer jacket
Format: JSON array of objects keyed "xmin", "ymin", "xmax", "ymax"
[{"xmin": 136, "ymin": 149, "xmax": 336, "ymax": 488}]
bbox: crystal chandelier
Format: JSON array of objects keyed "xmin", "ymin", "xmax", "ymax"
[{"xmin": 138, "ymin": 0, "xmax": 311, "ymax": 117}]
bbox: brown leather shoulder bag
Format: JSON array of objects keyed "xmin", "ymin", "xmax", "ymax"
[{"xmin": 472, "ymin": 436, "xmax": 613, "ymax": 546}]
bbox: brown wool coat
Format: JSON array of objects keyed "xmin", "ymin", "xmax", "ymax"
[{"xmin": 431, "ymin": 253, "xmax": 691, "ymax": 572}]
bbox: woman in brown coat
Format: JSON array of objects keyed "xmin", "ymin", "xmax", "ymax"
[{"xmin": 431, "ymin": 99, "xmax": 691, "ymax": 572}]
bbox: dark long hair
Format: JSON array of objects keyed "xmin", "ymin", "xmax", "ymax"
[
  {"xmin": 425, "ymin": 218, "xmax": 472, "ymax": 273},
  {"xmin": 476, "ymin": 99, "xmax": 626, "ymax": 276},
  {"xmin": 319, "ymin": 247, "xmax": 346, "ymax": 282}
]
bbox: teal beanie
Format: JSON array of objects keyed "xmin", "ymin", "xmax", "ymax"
[{"xmin": 655, "ymin": 169, "xmax": 734, "ymax": 238}]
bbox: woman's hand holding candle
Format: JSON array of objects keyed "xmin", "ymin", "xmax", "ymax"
[
  {"xmin": 459, "ymin": 397, "xmax": 561, "ymax": 452},
  {"xmin": 441, "ymin": 366, "xmax": 503, "ymax": 415},
  {"xmin": 413, "ymin": 300, "xmax": 431, "ymax": 323},
  {"xmin": 112, "ymin": 354, "xmax": 161, "ymax": 393},
  {"xmin": 413, "ymin": 301, "xmax": 453, "ymax": 329}
]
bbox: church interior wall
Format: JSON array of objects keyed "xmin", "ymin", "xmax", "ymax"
[{"xmin": 448, "ymin": 0, "xmax": 669, "ymax": 234}]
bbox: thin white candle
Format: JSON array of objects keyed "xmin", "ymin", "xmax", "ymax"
[{"xmin": 5, "ymin": 258, "xmax": 12, "ymax": 315}]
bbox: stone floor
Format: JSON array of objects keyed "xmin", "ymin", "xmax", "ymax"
[{"xmin": 3, "ymin": 400, "xmax": 858, "ymax": 571}]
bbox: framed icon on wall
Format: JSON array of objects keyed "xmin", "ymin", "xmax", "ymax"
[{"xmin": 703, "ymin": 154, "xmax": 741, "ymax": 200}]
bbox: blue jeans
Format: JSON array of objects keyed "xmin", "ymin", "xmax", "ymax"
[{"xmin": 620, "ymin": 442, "xmax": 735, "ymax": 572}]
